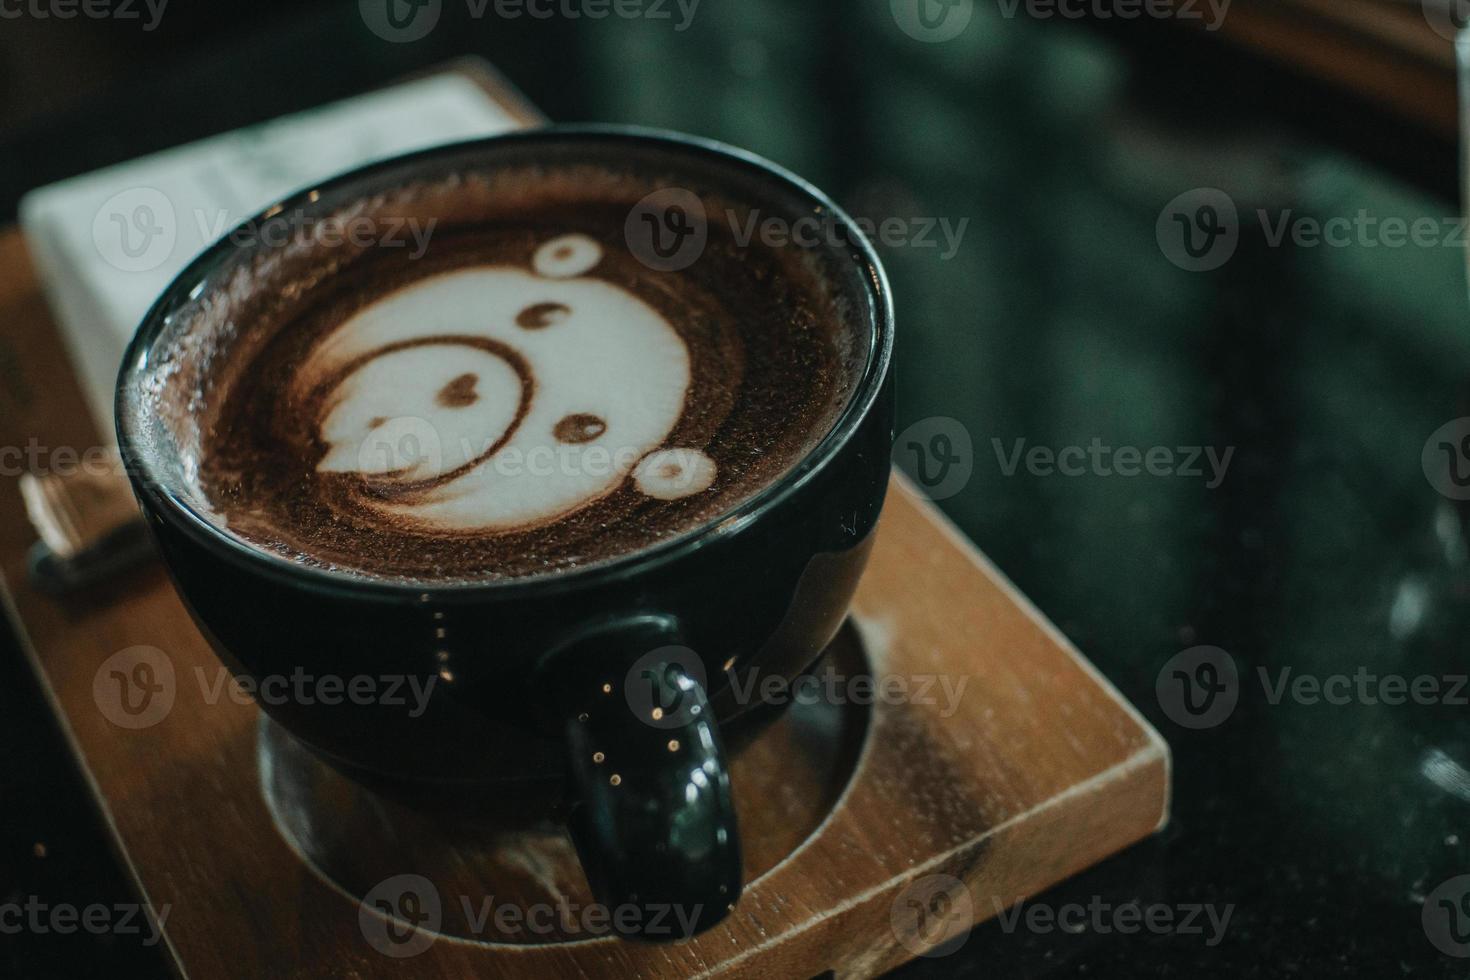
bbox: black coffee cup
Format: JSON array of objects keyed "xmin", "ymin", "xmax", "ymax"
[{"xmin": 115, "ymin": 127, "xmax": 894, "ymax": 941}]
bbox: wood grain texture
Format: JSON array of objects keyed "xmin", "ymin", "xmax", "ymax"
[{"xmin": 0, "ymin": 225, "xmax": 1169, "ymax": 978}]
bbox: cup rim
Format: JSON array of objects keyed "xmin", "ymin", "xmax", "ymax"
[{"xmin": 115, "ymin": 124, "xmax": 895, "ymax": 600}]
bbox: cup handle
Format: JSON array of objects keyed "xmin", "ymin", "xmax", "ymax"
[{"xmin": 553, "ymin": 617, "xmax": 742, "ymax": 941}]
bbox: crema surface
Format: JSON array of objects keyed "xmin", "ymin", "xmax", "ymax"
[{"xmin": 169, "ymin": 179, "xmax": 859, "ymax": 581}]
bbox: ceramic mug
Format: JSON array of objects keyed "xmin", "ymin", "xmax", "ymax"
[{"xmin": 116, "ymin": 127, "xmax": 895, "ymax": 940}]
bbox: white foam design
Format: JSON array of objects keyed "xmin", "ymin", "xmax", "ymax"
[
  {"xmin": 633, "ymin": 448, "xmax": 716, "ymax": 500},
  {"xmin": 532, "ymin": 234, "xmax": 602, "ymax": 278},
  {"xmin": 302, "ymin": 239, "xmax": 715, "ymax": 532},
  {"xmin": 319, "ymin": 345, "xmax": 521, "ymax": 479}
]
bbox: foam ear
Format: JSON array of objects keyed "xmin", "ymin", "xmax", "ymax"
[
  {"xmin": 633, "ymin": 448, "xmax": 716, "ymax": 500},
  {"xmin": 533, "ymin": 234, "xmax": 602, "ymax": 278}
]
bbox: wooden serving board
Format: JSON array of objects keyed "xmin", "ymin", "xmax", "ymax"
[{"xmin": 0, "ymin": 227, "xmax": 1169, "ymax": 978}]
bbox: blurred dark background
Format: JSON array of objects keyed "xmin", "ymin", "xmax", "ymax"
[{"xmin": 2, "ymin": 0, "xmax": 1468, "ymax": 976}]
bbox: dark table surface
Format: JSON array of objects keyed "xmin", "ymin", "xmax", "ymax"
[{"xmin": 1, "ymin": 2, "xmax": 1467, "ymax": 976}]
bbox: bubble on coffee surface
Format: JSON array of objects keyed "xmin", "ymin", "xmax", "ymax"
[{"xmin": 299, "ymin": 236, "xmax": 715, "ymax": 532}]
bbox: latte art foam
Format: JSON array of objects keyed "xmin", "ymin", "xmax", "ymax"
[
  {"xmin": 158, "ymin": 175, "xmax": 859, "ymax": 581},
  {"xmin": 303, "ymin": 236, "xmax": 703, "ymax": 533}
]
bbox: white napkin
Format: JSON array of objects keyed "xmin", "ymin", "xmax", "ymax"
[{"xmin": 20, "ymin": 72, "xmax": 528, "ymax": 435}]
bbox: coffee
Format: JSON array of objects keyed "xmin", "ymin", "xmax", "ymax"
[{"xmin": 133, "ymin": 161, "xmax": 864, "ymax": 581}]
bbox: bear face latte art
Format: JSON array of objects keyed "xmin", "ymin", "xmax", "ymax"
[{"xmin": 135, "ymin": 165, "xmax": 862, "ymax": 581}]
